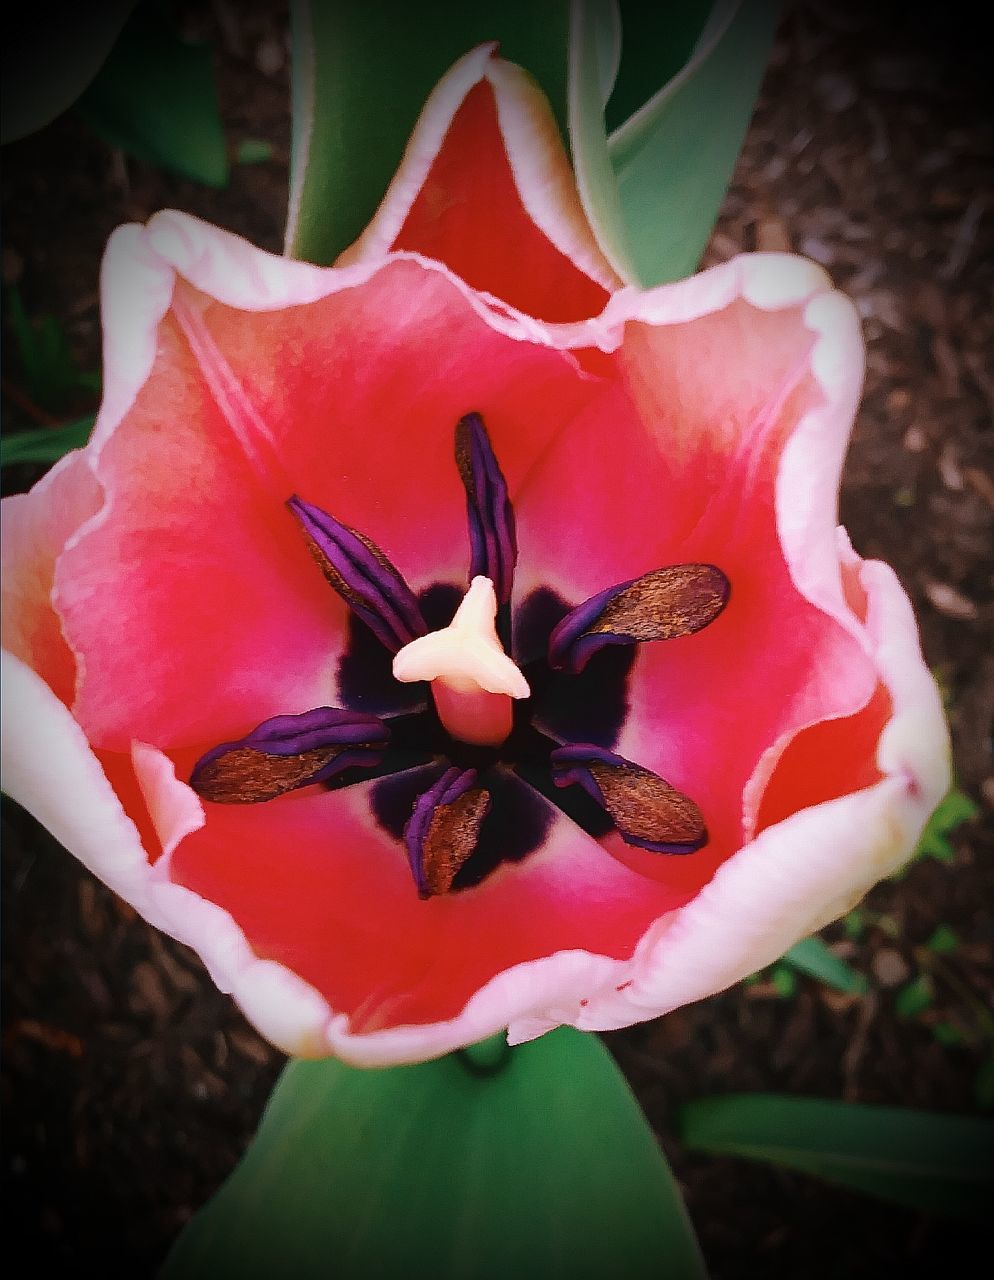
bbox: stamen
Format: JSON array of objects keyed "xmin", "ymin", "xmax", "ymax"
[
  {"xmin": 548, "ymin": 564, "xmax": 729, "ymax": 674},
  {"xmin": 404, "ymin": 766, "xmax": 491, "ymax": 897},
  {"xmin": 392, "ymin": 576, "xmax": 530, "ymax": 746},
  {"xmin": 287, "ymin": 496, "xmax": 426, "ymax": 652},
  {"xmin": 190, "ymin": 706, "xmax": 389, "ymax": 803},
  {"xmin": 551, "ymin": 744, "xmax": 706, "ymax": 854},
  {"xmin": 455, "ymin": 413, "xmax": 517, "ymax": 605}
]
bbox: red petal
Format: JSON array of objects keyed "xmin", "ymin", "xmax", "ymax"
[
  {"xmin": 755, "ymin": 684, "xmax": 890, "ymax": 833},
  {"xmin": 390, "ymin": 82, "xmax": 608, "ymax": 321},
  {"xmin": 518, "ymin": 262, "xmax": 879, "ymax": 892},
  {"xmin": 339, "ymin": 50, "xmax": 618, "ymax": 321},
  {"xmin": 57, "ymin": 254, "xmax": 591, "ymax": 753},
  {"xmin": 167, "ymin": 777, "xmax": 684, "ymax": 1031},
  {"xmin": 1, "ymin": 452, "xmax": 102, "ymax": 706}
]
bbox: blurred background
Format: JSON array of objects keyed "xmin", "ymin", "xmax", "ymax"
[{"xmin": 2, "ymin": 1, "xmax": 991, "ymax": 1275}]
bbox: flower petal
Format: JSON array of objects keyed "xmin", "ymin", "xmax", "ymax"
[
  {"xmin": 55, "ymin": 216, "xmax": 593, "ymax": 753},
  {"xmin": 515, "ymin": 254, "xmax": 835, "ymax": 604},
  {"xmin": 338, "ymin": 47, "xmax": 619, "ymax": 320},
  {"xmin": 143, "ymin": 213, "xmax": 593, "ymax": 587},
  {"xmin": 558, "ymin": 551, "xmax": 949, "ymax": 1035},
  {"xmin": 164, "ymin": 772, "xmax": 684, "ymax": 1049},
  {"xmin": 1, "ymin": 649, "xmax": 156, "ymax": 910},
  {"xmin": 513, "ymin": 257, "xmax": 878, "ymax": 875},
  {"xmin": 0, "ymin": 451, "xmax": 101, "ymax": 706},
  {"xmin": 614, "ymin": 265, "xmax": 875, "ymax": 836},
  {"xmin": 0, "ymin": 660, "xmax": 340, "ymax": 1057}
]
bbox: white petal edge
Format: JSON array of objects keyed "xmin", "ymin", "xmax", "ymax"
[
  {"xmin": 142, "ymin": 210, "xmax": 584, "ymax": 349},
  {"xmin": 297, "ymin": 542, "xmax": 947, "ymax": 1060},
  {"xmin": 92, "ymin": 210, "xmax": 554, "ymax": 479},
  {"xmin": 561, "ymin": 547, "xmax": 951, "ymax": 1035},
  {"xmin": 0, "ymin": 658, "xmax": 341, "ymax": 1057},
  {"xmin": 334, "ymin": 43, "xmax": 494, "ymax": 264},
  {"xmin": 6, "ymin": 220, "xmax": 949, "ymax": 1064},
  {"xmin": 336, "ymin": 46, "xmax": 620, "ymax": 292},
  {"xmin": 2, "ymin": 649, "xmax": 157, "ymax": 914}
]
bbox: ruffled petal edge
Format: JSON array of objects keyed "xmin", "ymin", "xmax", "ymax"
[
  {"xmin": 335, "ymin": 45, "xmax": 620, "ymax": 294},
  {"xmin": 2, "ymin": 523, "xmax": 947, "ymax": 1064},
  {"xmin": 1, "ymin": 650, "xmax": 335, "ymax": 1057}
]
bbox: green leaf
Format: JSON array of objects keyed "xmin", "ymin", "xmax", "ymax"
[
  {"xmin": 976, "ymin": 1057, "xmax": 994, "ymax": 1111},
  {"xmin": 6, "ymin": 287, "xmax": 96, "ymax": 412},
  {"xmin": 162, "ymin": 1028, "xmax": 706, "ymax": 1280},
  {"xmin": 569, "ymin": 0, "xmax": 639, "ymax": 281},
  {"xmin": 771, "ymin": 964, "xmax": 797, "ymax": 998},
  {"xmin": 1, "ymin": 1, "xmax": 137, "ymax": 143},
  {"xmin": 0, "ymin": 417, "xmax": 95, "ymax": 468},
  {"xmin": 236, "ymin": 139, "xmax": 274, "ymax": 165},
  {"xmin": 895, "ymin": 975, "xmax": 934, "ymax": 1020},
  {"xmin": 781, "ymin": 936, "xmax": 869, "ymax": 995},
  {"xmin": 605, "ymin": 1, "xmax": 713, "ymax": 131},
  {"xmin": 843, "ymin": 909, "xmax": 866, "ymax": 941},
  {"xmin": 913, "ymin": 787, "xmax": 979, "ymax": 865},
  {"xmin": 571, "ymin": 0, "xmax": 780, "ymax": 287},
  {"xmin": 287, "ymin": 0, "xmax": 570, "ymax": 265},
  {"xmin": 926, "ymin": 924, "xmax": 959, "ymax": 955},
  {"xmin": 680, "ymin": 1094, "xmax": 994, "ymax": 1221},
  {"xmin": 76, "ymin": 4, "xmax": 227, "ymax": 187}
]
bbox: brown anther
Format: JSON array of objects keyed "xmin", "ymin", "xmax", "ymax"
[
  {"xmin": 591, "ymin": 565, "xmax": 728, "ymax": 641},
  {"xmin": 193, "ymin": 745, "xmax": 356, "ymax": 804},
  {"xmin": 421, "ymin": 788, "xmax": 491, "ymax": 896},
  {"xmin": 301, "ymin": 524, "xmax": 398, "ymax": 615},
  {"xmin": 588, "ymin": 761, "xmax": 705, "ymax": 847}
]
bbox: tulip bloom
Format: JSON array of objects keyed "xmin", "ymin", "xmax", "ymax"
[{"xmin": 1, "ymin": 48, "xmax": 948, "ymax": 1064}]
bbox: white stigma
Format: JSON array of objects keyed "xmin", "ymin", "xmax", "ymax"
[{"xmin": 392, "ymin": 576, "xmax": 529, "ymax": 746}]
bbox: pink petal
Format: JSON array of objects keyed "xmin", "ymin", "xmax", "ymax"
[
  {"xmin": 0, "ymin": 653, "xmax": 339, "ymax": 1056},
  {"xmin": 338, "ymin": 47, "xmax": 619, "ymax": 320},
  {"xmin": 3, "ymin": 206, "xmax": 947, "ymax": 1066},
  {"xmin": 560, "ymin": 549, "xmax": 949, "ymax": 1036},
  {"xmin": 156, "ymin": 540, "xmax": 945, "ymax": 1063},
  {"xmin": 55, "ymin": 215, "xmax": 592, "ymax": 753},
  {"xmin": 1, "ymin": 451, "xmax": 101, "ymax": 706},
  {"xmin": 516, "ymin": 254, "xmax": 836, "ymax": 602},
  {"xmin": 1, "ymin": 650, "xmax": 156, "ymax": 912},
  {"xmin": 516, "ymin": 256, "xmax": 877, "ymax": 881},
  {"xmin": 164, "ymin": 774, "xmax": 681, "ymax": 1036}
]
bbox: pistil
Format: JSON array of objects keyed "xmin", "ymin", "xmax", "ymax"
[{"xmin": 392, "ymin": 576, "xmax": 530, "ymax": 746}]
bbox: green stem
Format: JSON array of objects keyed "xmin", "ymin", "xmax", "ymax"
[{"xmin": 456, "ymin": 1031, "xmax": 514, "ymax": 1076}]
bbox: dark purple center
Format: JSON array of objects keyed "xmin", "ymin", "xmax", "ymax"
[{"xmin": 190, "ymin": 414, "xmax": 730, "ymax": 897}]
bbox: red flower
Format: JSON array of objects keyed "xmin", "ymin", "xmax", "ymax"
[{"xmin": 1, "ymin": 49, "xmax": 948, "ymax": 1063}]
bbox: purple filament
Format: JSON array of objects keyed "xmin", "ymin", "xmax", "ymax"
[
  {"xmin": 288, "ymin": 495, "xmax": 426, "ymax": 652},
  {"xmin": 403, "ymin": 765, "xmax": 480, "ymax": 896},
  {"xmin": 191, "ymin": 705, "xmax": 390, "ymax": 794},
  {"xmin": 457, "ymin": 413, "xmax": 517, "ymax": 605},
  {"xmin": 547, "ymin": 580, "xmax": 635, "ymax": 674}
]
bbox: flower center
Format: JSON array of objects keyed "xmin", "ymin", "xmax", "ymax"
[
  {"xmin": 189, "ymin": 413, "xmax": 731, "ymax": 898},
  {"xmin": 392, "ymin": 575, "xmax": 529, "ymax": 747}
]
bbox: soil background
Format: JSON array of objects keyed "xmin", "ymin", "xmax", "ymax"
[{"xmin": 3, "ymin": 2, "xmax": 992, "ymax": 1277}]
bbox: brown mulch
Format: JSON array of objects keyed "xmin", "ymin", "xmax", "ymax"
[{"xmin": 2, "ymin": 3, "xmax": 991, "ymax": 1277}]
